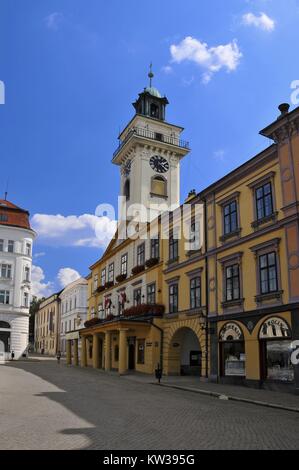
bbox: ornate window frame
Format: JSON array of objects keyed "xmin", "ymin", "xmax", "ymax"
[
  {"xmin": 218, "ymin": 252, "xmax": 244, "ymax": 312},
  {"xmin": 247, "ymin": 171, "xmax": 278, "ymax": 230}
]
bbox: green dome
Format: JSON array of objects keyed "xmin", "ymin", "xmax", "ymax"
[{"xmin": 145, "ymin": 86, "xmax": 162, "ymax": 98}]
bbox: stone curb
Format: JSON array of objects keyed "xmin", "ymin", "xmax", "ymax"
[{"xmin": 152, "ymin": 383, "xmax": 299, "ymax": 414}]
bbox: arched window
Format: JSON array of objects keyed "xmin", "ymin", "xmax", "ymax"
[
  {"xmin": 124, "ymin": 179, "xmax": 130, "ymax": 201},
  {"xmin": 151, "ymin": 176, "xmax": 167, "ymax": 197},
  {"xmin": 219, "ymin": 322, "xmax": 245, "ymax": 378},
  {"xmin": 0, "ymin": 321, "xmax": 10, "ymax": 329},
  {"xmin": 150, "ymin": 103, "xmax": 159, "ymax": 118}
]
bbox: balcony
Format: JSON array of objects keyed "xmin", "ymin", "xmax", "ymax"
[
  {"xmin": 84, "ymin": 304, "xmax": 165, "ymax": 328},
  {"xmin": 113, "ymin": 127, "xmax": 189, "ymax": 159}
]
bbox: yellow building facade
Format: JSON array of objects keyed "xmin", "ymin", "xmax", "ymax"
[
  {"xmin": 71, "ymin": 77, "xmax": 299, "ymax": 393},
  {"xmin": 34, "ymin": 293, "xmax": 61, "ymax": 356}
]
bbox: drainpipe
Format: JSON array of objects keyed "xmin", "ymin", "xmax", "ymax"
[
  {"xmin": 203, "ymin": 196, "xmax": 209, "ymax": 379},
  {"xmin": 149, "ymin": 320, "xmax": 164, "ymax": 372}
]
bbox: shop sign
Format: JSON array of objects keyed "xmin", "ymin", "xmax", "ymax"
[
  {"xmin": 219, "ymin": 323, "xmax": 243, "ymax": 341},
  {"xmin": 259, "ymin": 317, "xmax": 291, "ymax": 339}
]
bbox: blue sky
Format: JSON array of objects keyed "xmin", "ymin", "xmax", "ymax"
[{"xmin": 0, "ymin": 0, "xmax": 298, "ymax": 297}]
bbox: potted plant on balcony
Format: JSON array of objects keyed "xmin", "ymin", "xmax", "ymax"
[
  {"xmin": 116, "ymin": 273, "xmax": 127, "ymax": 283},
  {"xmin": 96, "ymin": 285, "xmax": 105, "ymax": 293},
  {"xmin": 106, "ymin": 313, "xmax": 115, "ymax": 321},
  {"xmin": 84, "ymin": 317, "xmax": 102, "ymax": 328},
  {"xmin": 145, "ymin": 257, "xmax": 159, "ymax": 268},
  {"xmin": 104, "ymin": 281, "xmax": 114, "ymax": 289},
  {"xmin": 123, "ymin": 303, "xmax": 165, "ymax": 317},
  {"xmin": 131, "ymin": 264, "xmax": 145, "ymax": 276}
]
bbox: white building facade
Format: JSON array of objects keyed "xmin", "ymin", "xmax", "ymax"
[
  {"xmin": 0, "ymin": 199, "xmax": 35, "ymax": 361},
  {"xmin": 60, "ymin": 277, "xmax": 88, "ymax": 357}
]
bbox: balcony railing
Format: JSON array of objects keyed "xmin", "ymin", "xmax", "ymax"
[{"xmin": 113, "ymin": 127, "xmax": 189, "ymax": 158}]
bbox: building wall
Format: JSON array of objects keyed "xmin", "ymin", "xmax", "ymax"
[{"xmin": 0, "ymin": 225, "xmax": 35, "ymax": 360}]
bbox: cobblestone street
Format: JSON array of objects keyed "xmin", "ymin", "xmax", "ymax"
[{"xmin": 1, "ymin": 360, "xmax": 299, "ymax": 450}]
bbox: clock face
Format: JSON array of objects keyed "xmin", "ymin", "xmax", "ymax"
[
  {"xmin": 122, "ymin": 159, "xmax": 131, "ymax": 177},
  {"xmin": 150, "ymin": 155, "xmax": 169, "ymax": 174}
]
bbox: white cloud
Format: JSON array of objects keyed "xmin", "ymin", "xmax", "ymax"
[
  {"xmin": 44, "ymin": 12, "xmax": 64, "ymax": 31},
  {"xmin": 31, "ymin": 213, "xmax": 116, "ymax": 249},
  {"xmin": 170, "ymin": 36, "xmax": 242, "ymax": 82},
  {"xmin": 31, "ymin": 265, "xmax": 54, "ymax": 299},
  {"xmin": 242, "ymin": 12, "xmax": 275, "ymax": 31},
  {"xmin": 213, "ymin": 149, "xmax": 226, "ymax": 161},
  {"xmin": 162, "ymin": 65, "xmax": 173, "ymax": 74},
  {"xmin": 33, "ymin": 252, "xmax": 46, "ymax": 259},
  {"xmin": 57, "ymin": 268, "xmax": 81, "ymax": 288}
]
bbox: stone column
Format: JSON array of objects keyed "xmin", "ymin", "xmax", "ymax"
[
  {"xmin": 73, "ymin": 339, "xmax": 79, "ymax": 366},
  {"xmin": 118, "ymin": 329, "xmax": 128, "ymax": 375},
  {"xmin": 81, "ymin": 336, "xmax": 87, "ymax": 367},
  {"xmin": 66, "ymin": 340, "xmax": 72, "ymax": 366},
  {"xmin": 93, "ymin": 334, "xmax": 100, "ymax": 369},
  {"xmin": 104, "ymin": 331, "xmax": 111, "ymax": 371}
]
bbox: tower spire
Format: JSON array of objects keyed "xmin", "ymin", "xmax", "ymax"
[{"xmin": 148, "ymin": 63, "xmax": 154, "ymax": 88}]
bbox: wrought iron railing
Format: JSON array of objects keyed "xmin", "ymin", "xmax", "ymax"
[{"xmin": 113, "ymin": 127, "xmax": 189, "ymax": 158}]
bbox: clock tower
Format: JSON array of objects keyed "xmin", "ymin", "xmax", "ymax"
[{"xmin": 112, "ymin": 66, "xmax": 190, "ymax": 224}]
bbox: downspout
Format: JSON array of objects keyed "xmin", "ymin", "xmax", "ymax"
[
  {"xmin": 203, "ymin": 196, "xmax": 209, "ymax": 379},
  {"xmin": 149, "ymin": 319, "xmax": 164, "ymax": 372}
]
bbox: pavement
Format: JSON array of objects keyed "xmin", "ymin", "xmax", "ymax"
[{"xmin": 1, "ymin": 358, "xmax": 299, "ymax": 450}]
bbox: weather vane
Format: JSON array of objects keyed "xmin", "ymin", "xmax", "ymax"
[{"xmin": 148, "ymin": 63, "xmax": 154, "ymax": 87}]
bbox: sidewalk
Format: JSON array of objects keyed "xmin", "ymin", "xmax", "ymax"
[{"xmin": 121, "ymin": 373, "xmax": 299, "ymax": 413}]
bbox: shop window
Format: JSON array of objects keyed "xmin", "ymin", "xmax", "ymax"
[
  {"xmin": 259, "ymin": 317, "xmax": 294, "ymax": 383},
  {"xmin": 219, "ymin": 323, "xmax": 245, "ymax": 377},
  {"xmin": 137, "ymin": 339, "xmax": 145, "ymax": 364}
]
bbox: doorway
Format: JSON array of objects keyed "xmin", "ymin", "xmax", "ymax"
[{"xmin": 128, "ymin": 344, "xmax": 135, "ymax": 370}]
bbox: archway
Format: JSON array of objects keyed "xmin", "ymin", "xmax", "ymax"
[{"xmin": 167, "ymin": 327, "xmax": 202, "ymax": 376}]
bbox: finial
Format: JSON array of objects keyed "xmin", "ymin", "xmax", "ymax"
[{"xmin": 148, "ymin": 62, "xmax": 154, "ymax": 88}]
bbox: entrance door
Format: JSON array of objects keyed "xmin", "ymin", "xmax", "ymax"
[
  {"xmin": 128, "ymin": 344, "xmax": 135, "ymax": 370},
  {"xmin": 0, "ymin": 340, "xmax": 5, "ymax": 363}
]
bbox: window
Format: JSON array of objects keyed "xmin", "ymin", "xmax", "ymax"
[
  {"xmin": 147, "ymin": 283, "xmax": 156, "ymax": 304},
  {"xmin": 151, "ymin": 176, "xmax": 167, "ymax": 197},
  {"xmin": 108, "ymin": 263, "xmax": 114, "ymax": 283},
  {"xmin": 259, "ymin": 252, "xmax": 278, "ymax": 294},
  {"xmin": 26, "ymin": 243, "xmax": 31, "ymax": 256},
  {"xmin": 0, "ymin": 239, "xmax": 3, "ymax": 251},
  {"xmin": 0, "ymin": 290, "xmax": 10, "ymax": 305},
  {"xmin": 134, "ymin": 288, "xmax": 142, "ymax": 306},
  {"xmin": 169, "ymin": 284, "xmax": 178, "ymax": 313},
  {"xmin": 1, "ymin": 264, "xmax": 11, "ymax": 279},
  {"xmin": 223, "ymin": 200, "xmax": 238, "ymax": 235},
  {"xmin": 23, "ymin": 292, "xmax": 29, "ymax": 308},
  {"xmin": 8, "ymin": 240, "xmax": 14, "ymax": 253},
  {"xmin": 222, "ymin": 342, "xmax": 245, "ymax": 377},
  {"xmin": 169, "ymin": 234, "xmax": 179, "ymax": 261},
  {"xmin": 255, "ymin": 182, "xmax": 273, "ymax": 220},
  {"xmin": 101, "ymin": 268, "xmax": 106, "ymax": 286},
  {"xmin": 121, "ymin": 254, "xmax": 128, "ymax": 276},
  {"xmin": 137, "ymin": 339, "xmax": 145, "ymax": 364},
  {"xmin": 137, "ymin": 243, "xmax": 145, "ymax": 266},
  {"xmin": 24, "ymin": 266, "xmax": 30, "ymax": 282},
  {"xmin": 150, "ymin": 103, "xmax": 159, "ymax": 118},
  {"xmin": 124, "ymin": 179, "xmax": 130, "ymax": 201},
  {"xmin": 0, "ymin": 214, "xmax": 8, "ymax": 222},
  {"xmin": 93, "ymin": 274, "xmax": 98, "ymax": 292},
  {"xmin": 190, "ymin": 277, "xmax": 201, "ymax": 309},
  {"xmin": 225, "ymin": 264, "xmax": 240, "ymax": 301},
  {"xmin": 150, "ymin": 237, "xmax": 159, "ymax": 259}
]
